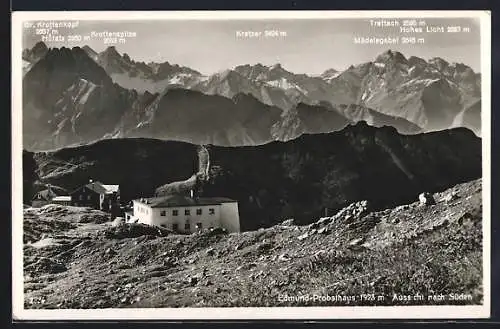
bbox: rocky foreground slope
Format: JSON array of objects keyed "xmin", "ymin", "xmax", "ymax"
[{"xmin": 24, "ymin": 179, "xmax": 483, "ymax": 308}]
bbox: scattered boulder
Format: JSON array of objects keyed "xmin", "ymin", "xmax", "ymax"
[
  {"xmin": 205, "ymin": 227, "xmax": 228, "ymax": 236},
  {"xmin": 79, "ymin": 212, "xmax": 109, "ymax": 224},
  {"xmin": 442, "ymin": 191, "xmax": 459, "ymax": 203},
  {"xmin": 25, "ymin": 257, "xmax": 67, "ymax": 274},
  {"xmin": 308, "ymin": 222, "xmax": 320, "ymax": 230},
  {"xmin": 344, "ymin": 214, "xmax": 353, "ymax": 222},
  {"xmin": 348, "ymin": 237, "xmax": 365, "ymax": 247},
  {"xmin": 38, "ymin": 204, "xmax": 66, "ymax": 214},
  {"xmin": 394, "ymin": 204, "xmax": 410, "ymax": 211},
  {"xmin": 458, "ymin": 212, "xmax": 477, "ymax": 227},
  {"xmin": 419, "ymin": 192, "xmax": 436, "ymax": 206},
  {"xmin": 112, "ymin": 217, "xmax": 125, "ymax": 227},
  {"xmin": 329, "ymin": 200, "xmax": 371, "ymax": 224},
  {"xmin": 317, "ymin": 217, "xmax": 331, "ymax": 225},
  {"xmin": 281, "ymin": 218, "xmax": 295, "ymax": 226},
  {"xmin": 101, "ymin": 223, "xmax": 171, "ymax": 239},
  {"xmin": 104, "ymin": 247, "xmax": 116, "ymax": 256},
  {"xmin": 236, "ymin": 263, "xmax": 256, "ymax": 271},
  {"xmin": 278, "ymin": 253, "xmax": 291, "ymax": 261},
  {"xmin": 188, "ymin": 276, "xmax": 199, "ymax": 286},
  {"xmin": 297, "ymin": 232, "xmax": 309, "ymax": 241},
  {"xmin": 257, "ymin": 242, "xmax": 273, "ymax": 252},
  {"xmin": 357, "ymin": 200, "xmax": 369, "ymax": 212},
  {"xmin": 317, "ymin": 227, "xmax": 329, "ymax": 235}
]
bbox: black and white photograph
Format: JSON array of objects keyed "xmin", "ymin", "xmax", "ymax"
[{"xmin": 11, "ymin": 11, "xmax": 491, "ymax": 320}]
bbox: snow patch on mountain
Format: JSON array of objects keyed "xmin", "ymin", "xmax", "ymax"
[
  {"xmin": 74, "ymin": 79, "xmax": 97, "ymax": 105},
  {"xmin": 266, "ymin": 78, "xmax": 307, "ymax": 94}
]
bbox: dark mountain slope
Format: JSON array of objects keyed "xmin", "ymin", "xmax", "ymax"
[
  {"xmin": 29, "ymin": 139, "xmax": 198, "ymax": 202},
  {"xmin": 451, "ymin": 100, "xmax": 481, "ymax": 136},
  {"xmin": 22, "ymin": 46, "xmax": 136, "ymax": 150},
  {"xmin": 271, "ymin": 103, "xmax": 351, "ymax": 141},
  {"xmin": 24, "ymin": 122, "xmax": 481, "ymax": 231},
  {"xmin": 203, "ymin": 123, "xmax": 480, "ymax": 229},
  {"xmin": 125, "ymin": 90, "xmax": 284, "ymax": 146}
]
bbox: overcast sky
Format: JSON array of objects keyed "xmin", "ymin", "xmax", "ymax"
[{"xmin": 23, "ymin": 17, "xmax": 481, "ymax": 75}]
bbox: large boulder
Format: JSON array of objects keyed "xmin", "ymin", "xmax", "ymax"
[
  {"xmin": 418, "ymin": 192, "xmax": 436, "ymax": 206},
  {"xmin": 101, "ymin": 223, "xmax": 172, "ymax": 239},
  {"xmin": 112, "ymin": 217, "xmax": 125, "ymax": 227}
]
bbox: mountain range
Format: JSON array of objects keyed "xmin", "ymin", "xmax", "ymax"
[{"xmin": 22, "ymin": 42, "xmax": 481, "ymax": 151}]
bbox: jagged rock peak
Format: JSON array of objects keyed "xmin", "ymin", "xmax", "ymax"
[
  {"xmin": 408, "ymin": 56, "xmax": 427, "ymax": 67},
  {"xmin": 322, "ymin": 68, "xmax": 339, "ymax": 75},
  {"xmin": 32, "ymin": 41, "xmax": 48, "ymax": 52},
  {"xmin": 101, "ymin": 46, "xmax": 121, "ymax": 58},
  {"xmin": 123, "ymin": 53, "xmax": 131, "ymax": 62},
  {"xmin": 375, "ymin": 49, "xmax": 408, "ymax": 65},
  {"xmin": 216, "ymin": 69, "xmax": 241, "ymax": 80},
  {"xmin": 449, "ymin": 62, "xmax": 475, "ymax": 73},
  {"xmin": 71, "ymin": 46, "xmax": 86, "ymax": 53},
  {"xmin": 429, "ymin": 57, "xmax": 450, "ymax": 71}
]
